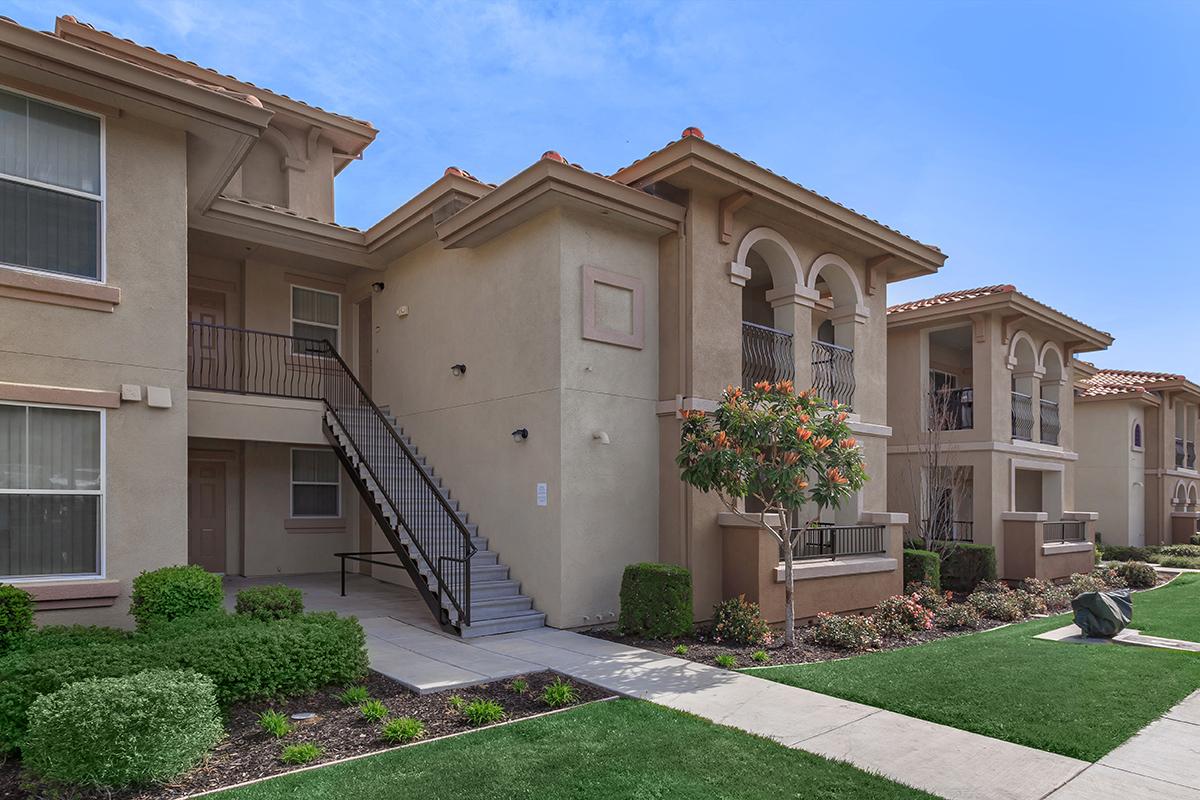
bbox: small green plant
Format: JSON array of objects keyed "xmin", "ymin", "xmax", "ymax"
[
  {"xmin": 1115, "ymin": 561, "xmax": 1158, "ymax": 589},
  {"xmin": 0, "ymin": 584, "xmax": 34, "ymax": 653},
  {"xmin": 541, "ymin": 678, "xmax": 579, "ymax": 708},
  {"xmin": 714, "ymin": 653, "xmax": 738, "ymax": 669},
  {"xmin": 618, "ymin": 563, "xmax": 694, "ymax": 639},
  {"xmin": 751, "ymin": 649, "xmax": 769, "ymax": 664},
  {"xmin": 811, "ymin": 612, "xmax": 882, "ymax": 651},
  {"xmin": 258, "ymin": 709, "xmax": 292, "ymax": 738},
  {"xmin": 339, "ymin": 685, "xmax": 370, "ymax": 705},
  {"xmin": 935, "ymin": 602, "xmax": 982, "ymax": 630},
  {"xmin": 359, "ymin": 698, "xmax": 388, "ymax": 722},
  {"xmin": 235, "ymin": 584, "xmax": 304, "ymax": 621},
  {"xmin": 509, "ymin": 678, "xmax": 529, "ymax": 694},
  {"xmin": 673, "ymin": 644, "xmax": 688, "ymax": 655},
  {"xmin": 280, "ymin": 742, "xmax": 322, "ymax": 765},
  {"xmin": 461, "ymin": 698, "xmax": 505, "ymax": 726},
  {"xmin": 381, "ymin": 716, "xmax": 425, "ymax": 744},
  {"xmin": 710, "ymin": 595, "xmax": 772, "ymax": 646},
  {"xmin": 448, "ymin": 694, "xmax": 466, "ymax": 711},
  {"xmin": 129, "ymin": 565, "xmax": 223, "ymax": 628}
]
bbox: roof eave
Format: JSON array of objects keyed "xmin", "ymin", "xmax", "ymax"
[{"xmin": 364, "ymin": 174, "xmax": 492, "ymax": 261}]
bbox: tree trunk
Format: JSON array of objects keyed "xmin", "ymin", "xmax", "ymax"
[{"xmin": 783, "ymin": 528, "xmax": 795, "ymax": 645}]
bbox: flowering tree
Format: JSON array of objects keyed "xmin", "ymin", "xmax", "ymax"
[{"xmin": 677, "ymin": 380, "xmax": 868, "ymax": 644}]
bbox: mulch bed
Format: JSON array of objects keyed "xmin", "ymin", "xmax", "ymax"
[{"xmin": 0, "ymin": 670, "xmax": 610, "ymax": 800}]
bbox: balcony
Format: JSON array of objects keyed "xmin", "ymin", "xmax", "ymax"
[
  {"xmin": 812, "ymin": 340, "xmax": 855, "ymax": 407},
  {"xmin": 1039, "ymin": 399, "xmax": 1060, "ymax": 445},
  {"xmin": 1191, "ymin": 442, "xmax": 1197, "ymax": 470},
  {"xmin": 1011, "ymin": 391, "xmax": 1034, "ymax": 441},
  {"xmin": 929, "ymin": 387, "xmax": 973, "ymax": 431},
  {"xmin": 781, "ymin": 524, "xmax": 886, "ymax": 562},
  {"xmin": 741, "ymin": 321, "xmax": 794, "ymax": 387},
  {"xmin": 920, "ymin": 519, "xmax": 974, "ymax": 542},
  {"xmin": 1177, "ymin": 437, "xmax": 1186, "ymax": 469},
  {"xmin": 1043, "ymin": 521, "xmax": 1086, "ymax": 543}
]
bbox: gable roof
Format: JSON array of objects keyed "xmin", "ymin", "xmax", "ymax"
[
  {"xmin": 887, "ymin": 285, "xmax": 1015, "ymax": 315},
  {"xmin": 1078, "ymin": 369, "xmax": 1188, "ymax": 399}
]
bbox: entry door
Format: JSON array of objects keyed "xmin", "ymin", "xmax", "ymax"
[
  {"xmin": 188, "ymin": 460, "xmax": 227, "ymax": 573},
  {"xmin": 188, "ymin": 290, "xmax": 228, "ymax": 389}
]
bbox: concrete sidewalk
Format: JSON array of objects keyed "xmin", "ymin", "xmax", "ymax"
[{"xmin": 360, "ymin": 616, "xmax": 1110, "ymax": 800}]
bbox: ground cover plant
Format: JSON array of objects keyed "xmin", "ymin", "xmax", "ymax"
[
  {"xmin": 752, "ymin": 576, "xmax": 1200, "ymax": 761},
  {"xmin": 207, "ymin": 700, "xmax": 938, "ymax": 800}
]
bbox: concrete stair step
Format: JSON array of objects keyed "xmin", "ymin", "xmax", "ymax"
[
  {"xmin": 458, "ymin": 611, "xmax": 546, "ymax": 638},
  {"xmin": 465, "ymin": 595, "xmax": 534, "ymax": 620},
  {"xmin": 467, "ymin": 579, "xmax": 521, "ymax": 599}
]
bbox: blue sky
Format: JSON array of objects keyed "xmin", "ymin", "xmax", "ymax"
[{"xmin": 10, "ymin": 1, "xmax": 1199, "ymax": 375}]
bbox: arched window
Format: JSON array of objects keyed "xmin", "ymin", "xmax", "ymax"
[{"xmin": 1132, "ymin": 422, "xmax": 1143, "ymax": 450}]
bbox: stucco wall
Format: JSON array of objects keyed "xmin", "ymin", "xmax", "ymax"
[
  {"xmin": 0, "ymin": 110, "xmax": 189, "ymax": 626},
  {"xmin": 1075, "ymin": 400, "xmax": 1143, "ymax": 546}
]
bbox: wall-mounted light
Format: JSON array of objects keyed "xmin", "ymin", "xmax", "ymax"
[
  {"xmin": 371, "ymin": 281, "xmax": 385, "ymax": 293},
  {"xmin": 450, "ymin": 364, "xmax": 467, "ymax": 376},
  {"xmin": 592, "ymin": 431, "xmax": 610, "ymax": 445},
  {"xmin": 511, "ymin": 428, "xmax": 529, "ymax": 442}
]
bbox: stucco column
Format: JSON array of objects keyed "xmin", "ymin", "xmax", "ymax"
[{"xmin": 766, "ymin": 284, "xmax": 819, "ymax": 390}]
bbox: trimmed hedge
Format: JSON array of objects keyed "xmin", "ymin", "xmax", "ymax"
[
  {"xmin": 235, "ymin": 584, "xmax": 304, "ymax": 621},
  {"xmin": 0, "ymin": 584, "xmax": 34, "ymax": 653},
  {"xmin": 1100, "ymin": 545, "xmax": 1156, "ymax": 563},
  {"xmin": 941, "ymin": 544, "xmax": 997, "ymax": 593},
  {"xmin": 0, "ymin": 611, "xmax": 367, "ymax": 752},
  {"xmin": 17, "ymin": 625, "xmax": 132, "ymax": 654},
  {"xmin": 130, "ymin": 565, "xmax": 224, "ymax": 628},
  {"xmin": 22, "ymin": 669, "xmax": 223, "ymax": 789},
  {"xmin": 903, "ymin": 549, "xmax": 940, "ymax": 592},
  {"xmin": 618, "ymin": 563, "xmax": 693, "ymax": 639}
]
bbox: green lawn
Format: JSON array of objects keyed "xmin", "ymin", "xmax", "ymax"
[
  {"xmin": 751, "ymin": 579, "xmax": 1200, "ymax": 761},
  {"xmin": 211, "ymin": 699, "xmax": 937, "ymax": 800},
  {"xmin": 1127, "ymin": 573, "xmax": 1200, "ymax": 641}
]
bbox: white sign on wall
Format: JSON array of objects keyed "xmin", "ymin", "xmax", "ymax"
[{"xmin": 536, "ymin": 482, "xmax": 548, "ymax": 507}]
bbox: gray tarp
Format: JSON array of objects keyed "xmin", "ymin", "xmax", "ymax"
[{"xmin": 1071, "ymin": 590, "xmax": 1133, "ymax": 638}]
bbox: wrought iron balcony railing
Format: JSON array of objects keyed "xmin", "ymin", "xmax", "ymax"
[
  {"xmin": 1011, "ymin": 391, "xmax": 1034, "ymax": 441},
  {"xmin": 1190, "ymin": 441, "xmax": 1197, "ymax": 470},
  {"xmin": 921, "ymin": 519, "xmax": 974, "ymax": 542},
  {"xmin": 929, "ymin": 387, "xmax": 973, "ymax": 431},
  {"xmin": 1039, "ymin": 399, "xmax": 1060, "ymax": 445},
  {"xmin": 741, "ymin": 321, "xmax": 794, "ymax": 388},
  {"xmin": 1177, "ymin": 437, "xmax": 1186, "ymax": 469},
  {"xmin": 1043, "ymin": 521, "xmax": 1086, "ymax": 543},
  {"xmin": 812, "ymin": 340, "xmax": 854, "ymax": 408},
  {"xmin": 781, "ymin": 523, "xmax": 886, "ymax": 562}
]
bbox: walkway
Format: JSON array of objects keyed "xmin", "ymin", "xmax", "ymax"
[{"xmin": 225, "ymin": 574, "xmax": 1200, "ymax": 799}]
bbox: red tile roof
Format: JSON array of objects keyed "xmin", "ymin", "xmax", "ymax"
[
  {"xmin": 54, "ymin": 16, "xmax": 375, "ymax": 129},
  {"xmin": 217, "ymin": 195, "xmax": 364, "ymax": 233},
  {"xmin": 1078, "ymin": 369, "xmax": 1187, "ymax": 398},
  {"xmin": 886, "ymin": 285, "xmax": 1016, "ymax": 314},
  {"xmin": 611, "ymin": 134, "xmax": 941, "ymax": 253}
]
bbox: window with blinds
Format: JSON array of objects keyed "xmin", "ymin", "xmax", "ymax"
[
  {"xmin": 0, "ymin": 403, "xmax": 103, "ymax": 579},
  {"xmin": 290, "ymin": 448, "xmax": 340, "ymax": 517},
  {"xmin": 0, "ymin": 88, "xmax": 103, "ymax": 281},
  {"xmin": 291, "ymin": 286, "xmax": 340, "ymax": 353}
]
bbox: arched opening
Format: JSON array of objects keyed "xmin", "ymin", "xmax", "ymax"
[
  {"xmin": 1039, "ymin": 346, "xmax": 1064, "ymax": 445},
  {"xmin": 1132, "ymin": 421, "xmax": 1143, "ymax": 450},
  {"xmin": 1188, "ymin": 483, "xmax": 1198, "ymax": 510},
  {"xmin": 808, "ymin": 255, "xmax": 861, "ymax": 409},
  {"xmin": 1010, "ymin": 334, "xmax": 1038, "ymax": 441},
  {"xmin": 738, "ymin": 231, "xmax": 801, "ymax": 389},
  {"xmin": 1173, "ymin": 481, "xmax": 1188, "ymax": 510}
]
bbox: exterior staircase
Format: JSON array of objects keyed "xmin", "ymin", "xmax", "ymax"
[{"xmin": 325, "ymin": 405, "xmax": 545, "ymax": 637}]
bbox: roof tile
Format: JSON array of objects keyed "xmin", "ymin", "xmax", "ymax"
[
  {"xmin": 1078, "ymin": 369, "xmax": 1187, "ymax": 398},
  {"xmin": 887, "ymin": 285, "xmax": 1015, "ymax": 315}
]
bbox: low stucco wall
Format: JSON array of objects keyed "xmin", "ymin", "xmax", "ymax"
[{"xmin": 1002, "ymin": 514, "xmax": 1095, "ymax": 581}]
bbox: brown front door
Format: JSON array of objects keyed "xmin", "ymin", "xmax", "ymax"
[
  {"xmin": 188, "ymin": 460, "xmax": 227, "ymax": 573},
  {"xmin": 188, "ymin": 289, "xmax": 228, "ymax": 389}
]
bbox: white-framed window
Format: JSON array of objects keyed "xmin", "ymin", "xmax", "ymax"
[
  {"xmin": 291, "ymin": 285, "xmax": 340, "ymax": 353},
  {"xmin": 0, "ymin": 402, "xmax": 104, "ymax": 580},
  {"xmin": 290, "ymin": 448, "xmax": 340, "ymax": 518},
  {"xmin": 0, "ymin": 86, "xmax": 104, "ymax": 282}
]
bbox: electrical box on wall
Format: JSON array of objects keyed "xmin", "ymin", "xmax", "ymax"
[{"xmin": 395, "ymin": 305, "xmax": 409, "ymax": 318}]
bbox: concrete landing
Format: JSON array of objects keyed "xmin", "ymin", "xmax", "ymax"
[{"xmin": 1036, "ymin": 623, "xmax": 1200, "ymax": 652}]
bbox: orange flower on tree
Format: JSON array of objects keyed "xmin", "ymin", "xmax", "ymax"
[
  {"xmin": 782, "ymin": 451, "xmax": 800, "ymax": 465},
  {"xmin": 775, "ymin": 380, "xmax": 794, "ymax": 394},
  {"xmin": 836, "ymin": 412, "xmax": 848, "ymax": 423},
  {"xmin": 753, "ymin": 380, "xmax": 772, "ymax": 392},
  {"xmin": 799, "ymin": 413, "xmax": 810, "ymax": 423},
  {"xmin": 796, "ymin": 427, "xmax": 813, "ymax": 441},
  {"xmin": 813, "ymin": 436, "xmax": 833, "ymax": 451},
  {"xmin": 826, "ymin": 467, "xmax": 849, "ymax": 485},
  {"xmin": 840, "ymin": 438, "xmax": 857, "ymax": 449},
  {"xmin": 714, "ymin": 431, "xmax": 729, "ymax": 448},
  {"xmin": 793, "ymin": 476, "xmax": 809, "ymax": 490}
]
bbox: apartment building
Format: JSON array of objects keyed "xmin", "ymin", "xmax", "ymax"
[
  {"xmin": 1075, "ymin": 364, "xmax": 1200, "ymax": 547},
  {"xmin": 0, "ymin": 15, "xmax": 946, "ymax": 634},
  {"xmin": 885, "ymin": 286, "xmax": 1112, "ymax": 581}
]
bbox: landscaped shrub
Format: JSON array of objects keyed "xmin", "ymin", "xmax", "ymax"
[
  {"xmin": 1156, "ymin": 555, "xmax": 1200, "ymax": 569},
  {"xmin": 714, "ymin": 653, "xmax": 738, "ymax": 669},
  {"xmin": 359, "ymin": 699, "xmax": 388, "ymax": 722},
  {"xmin": 1191, "ymin": 533, "xmax": 1200, "ymax": 546},
  {"xmin": 0, "ymin": 612, "xmax": 367, "ymax": 752},
  {"xmin": 461, "ymin": 699, "xmax": 504, "ymax": 726},
  {"xmin": 1159, "ymin": 544, "xmax": 1200, "ymax": 558},
  {"xmin": 710, "ymin": 595, "xmax": 772, "ymax": 646},
  {"xmin": 967, "ymin": 590, "xmax": 1025, "ymax": 621},
  {"xmin": 751, "ymin": 649, "xmax": 770, "ymax": 664},
  {"xmin": 941, "ymin": 544, "xmax": 997, "ymax": 593},
  {"xmin": 811, "ymin": 612, "xmax": 882, "ymax": 651},
  {"xmin": 541, "ymin": 678, "xmax": 578, "ymax": 708},
  {"xmin": 258, "ymin": 709, "xmax": 292, "ymax": 738},
  {"xmin": 617, "ymin": 563, "xmax": 693, "ymax": 639},
  {"xmin": 1114, "ymin": 561, "xmax": 1157, "ymax": 589},
  {"xmin": 22, "ymin": 669, "xmax": 223, "ymax": 789},
  {"xmin": 235, "ymin": 585, "xmax": 304, "ymax": 622},
  {"xmin": 381, "ymin": 717, "xmax": 424, "ymax": 744},
  {"xmin": 16, "ymin": 624, "xmax": 131, "ymax": 653},
  {"xmin": 1013, "ymin": 589, "xmax": 1047, "ymax": 616},
  {"xmin": 904, "ymin": 581, "xmax": 949, "ymax": 614},
  {"xmin": 903, "ymin": 549, "xmax": 940, "ymax": 592},
  {"xmin": 0, "ymin": 584, "xmax": 34, "ymax": 653},
  {"xmin": 973, "ymin": 579, "xmax": 1010, "ymax": 595},
  {"xmin": 1067, "ymin": 571, "xmax": 1108, "ymax": 595},
  {"xmin": 339, "ymin": 685, "xmax": 370, "ymax": 705},
  {"xmin": 873, "ymin": 593, "xmax": 934, "ymax": 637},
  {"xmin": 280, "ymin": 743, "xmax": 322, "ymax": 765},
  {"xmin": 1021, "ymin": 579, "xmax": 1073, "ymax": 610},
  {"xmin": 1100, "ymin": 545, "xmax": 1156, "ymax": 563},
  {"xmin": 1094, "ymin": 566, "xmax": 1128, "ymax": 589},
  {"xmin": 935, "ymin": 602, "xmax": 982, "ymax": 629},
  {"xmin": 130, "ymin": 565, "xmax": 224, "ymax": 628}
]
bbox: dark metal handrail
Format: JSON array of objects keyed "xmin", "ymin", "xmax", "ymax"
[
  {"xmin": 1177, "ymin": 437, "xmax": 1186, "ymax": 469},
  {"xmin": 1044, "ymin": 521, "xmax": 1086, "ymax": 543},
  {"xmin": 1039, "ymin": 398, "xmax": 1060, "ymax": 445},
  {"xmin": 188, "ymin": 321, "xmax": 476, "ymax": 627},
  {"xmin": 929, "ymin": 387, "xmax": 973, "ymax": 431},
  {"xmin": 1012, "ymin": 391, "xmax": 1034, "ymax": 441},
  {"xmin": 1190, "ymin": 441, "xmax": 1197, "ymax": 470},
  {"xmin": 741, "ymin": 321, "xmax": 794, "ymax": 387},
  {"xmin": 781, "ymin": 524, "xmax": 885, "ymax": 561},
  {"xmin": 921, "ymin": 519, "xmax": 974, "ymax": 542},
  {"xmin": 812, "ymin": 340, "xmax": 854, "ymax": 407}
]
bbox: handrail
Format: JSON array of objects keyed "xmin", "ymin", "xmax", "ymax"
[
  {"xmin": 187, "ymin": 320, "xmax": 476, "ymax": 626},
  {"xmin": 812, "ymin": 339, "xmax": 855, "ymax": 407},
  {"xmin": 741, "ymin": 320, "xmax": 795, "ymax": 387},
  {"xmin": 781, "ymin": 523, "xmax": 885, "ymax": 561}
]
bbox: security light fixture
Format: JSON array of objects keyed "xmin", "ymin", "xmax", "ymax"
[
  {"xmin": 371, "ymin": 281, "xmax": 385, "ymax": 293},
  {"xmin": 450, "ymin": 363, "xmax": 467, "ymax": 376},
  {"xmin": 592, "ymin": 431, "xmax": 610, "ymax": 445},
  {"xmin": 511, "ymin": 428, "xmax": 529, "ymax": 442}
]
